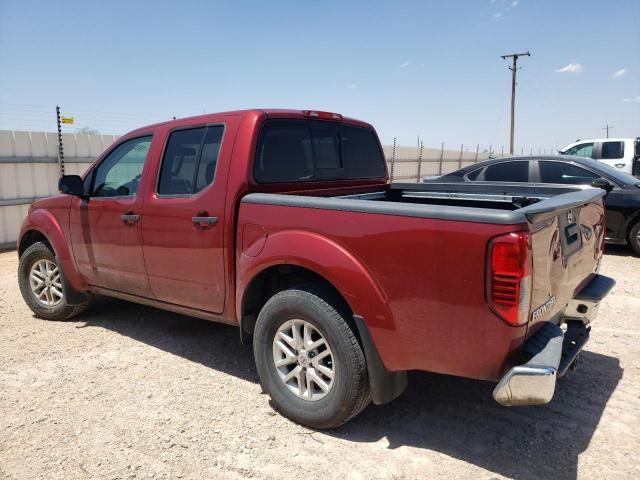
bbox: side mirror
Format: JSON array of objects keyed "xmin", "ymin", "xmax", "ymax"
[
  {"xmin": 591, "ymin": 177, "xmax": 614, "ymax": 193},
  {"xmin": 58, "ymin": 175, "xmax": 86, "ymax": 198}
]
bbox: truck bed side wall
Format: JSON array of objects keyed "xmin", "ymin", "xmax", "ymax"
[{"xmin": 237, "ymin": 201, "xmax": 529, "ymax": 381}]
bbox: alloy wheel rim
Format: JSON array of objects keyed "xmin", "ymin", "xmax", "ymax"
[
  {"xmin": 29, "ymin": 259, "xmax": 63, "ymax": 307},
  {"xmin": 272, "ymin": 319, "xmax": 335, "ymax": 401}
]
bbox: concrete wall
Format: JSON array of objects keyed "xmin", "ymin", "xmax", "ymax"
[
  {"xmin": 0, "ymin": 130, "xmax": 119, "ymax": 248},
  {"xmin": 0, "ymin": 130, "xmax": 492, "ymax": 249}
]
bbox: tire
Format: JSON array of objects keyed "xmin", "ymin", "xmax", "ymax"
[
  {"xmin": 629, "ymin": 222, "xmax": 640, "ymax": 256},
  {"xmin": 18, "ymin": 242, "xmax": 90, "ymax": 320},
  {"xmin": 253, "ymin": 286, "xmax": 370, "ymax": 429}
]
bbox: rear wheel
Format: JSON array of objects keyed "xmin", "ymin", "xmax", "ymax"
[
  {"xmin": 629, "ymin": 222, "xmax": 640, "ymax": 256},
  {"xmin": 18, "ymin": 242, "xmax": 90, "ymax": 320},
  {"xmin": 253, "ymin": 287, "xmax": 370, "ymax": 429}
]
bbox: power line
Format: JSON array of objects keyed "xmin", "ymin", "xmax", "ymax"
[{"xmin": 501, "ymin": 50, "xmax": 531, "ymax": 154}]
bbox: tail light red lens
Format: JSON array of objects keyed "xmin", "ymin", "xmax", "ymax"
[{"xmin": 488, "ymin": 232, "xmax": 532, "ymax": 326}]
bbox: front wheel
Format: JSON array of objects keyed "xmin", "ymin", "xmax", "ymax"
[
  {"xmin": 253, "ymin": 287, "xmax": 370, "ymax": 429},
  {"xmin": 629, "ymin": 222, "xmax": 640, "ymax": 256},
  {"xmin": 18, "ymin": 242, "xmax": 90, "ymax": 320}
]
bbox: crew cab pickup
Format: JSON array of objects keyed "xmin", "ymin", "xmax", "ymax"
[
  {"xmin": 17, "ymin": 109, "xmax": 615, "ymax": 428},
  {"xmin": 560, "ymin": 137, "xmax": 640, "ymax": 176}
]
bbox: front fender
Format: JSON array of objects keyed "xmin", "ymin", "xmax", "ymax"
[
  {"xmin": 20, "ymin": 208, "xmax": 87, "ymax": 293},
  {"xmin": 237, "ymin": 229, "xmax": 405, "ymax": 369}
]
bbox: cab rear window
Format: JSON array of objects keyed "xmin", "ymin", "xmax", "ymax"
[{"xmin": 254, "ymin": 119, "xmax": 386, "ymax": 183}]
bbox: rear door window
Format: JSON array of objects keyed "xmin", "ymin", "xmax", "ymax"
[
  {"xmin": 599, "ymin": 141, "xmax": 624, "ymax": 159},
  {"xmin": 158, "ymin": 125, "xmax": 224, "ymax": 195},
  {"xmin": 539, "ymin": 161, "xmax": 598, "ymax": 185},
  {"xmin": 254, "ymin": 119, "xmax": 386, "ymax": 183},
  {"xmin": 481, "ymin": 161, "xmax": 530, "ymax": 182}
]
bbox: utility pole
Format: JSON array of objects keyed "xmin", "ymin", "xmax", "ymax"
[
  {"xmin": 501, "ymin": 51, "xmax": 530, "ymax": 154},
  {"xmin": 602, "ymin": 124, "xmax": 613, "ymax": 138}
]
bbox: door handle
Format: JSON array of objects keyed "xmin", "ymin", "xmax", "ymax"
[
  {"xmin": 121, "ymin": 213, "xmax": 140, "ymax": 225},
  {"xmin": 192, "ymin": 216, "xmax": 218, "ymax": 229}
]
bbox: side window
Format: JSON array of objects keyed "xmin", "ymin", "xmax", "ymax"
[
  {"xmin": 539, "ymin": 161, "xmax": 598, "ymax": 185},
  {"xmin": 158, "ymin": 126, "xmax": 224, "ymax": 195},
  {"xmin": 482, "ymin": 162, "xmax": 529, "ymax": 182},
  {"xmin": 600, "ymin": 141, "xmax": 624, "ymax": 159},
  {"xmin": 564, "ymin": 143, "xmax": 594, "ymax": 158},
  {"xmin": 91, "ymin": 136, "xmax": 152, "ymax": 198},
  {"xmin": 465, "ymin": 168, "xmax": 482, "ymax": 180}
]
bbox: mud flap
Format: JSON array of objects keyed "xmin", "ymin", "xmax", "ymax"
[{"xmin": 353, "ymin": 315, "xmax": 407, "ymax": 405}]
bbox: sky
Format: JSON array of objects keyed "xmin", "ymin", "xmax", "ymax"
[{"xmin": 0, "ymin": 0, "xmax": 638, "ymax": 152}]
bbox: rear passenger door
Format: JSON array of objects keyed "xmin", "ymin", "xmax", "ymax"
[{"xmin": 141, "ymin": 120, "xmax": 236, "ymax": 313}]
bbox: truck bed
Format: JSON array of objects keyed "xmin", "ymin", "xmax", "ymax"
[{"xmin": 239, "ymin": 182, "xmax": 606, "ymax": 381}]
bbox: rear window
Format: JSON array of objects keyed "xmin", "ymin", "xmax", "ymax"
[
  {"xmin": 254, "ymin": 119, "xmax": 386, "ymax": 183},
  {"xmin": 600, "ymin": 141, "xmax": 624, "ymax": 159}
]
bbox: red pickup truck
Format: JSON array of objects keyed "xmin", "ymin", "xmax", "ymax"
[{"xmin": 17, "ymin": 109, "xmax": 614, "ymax": 428}]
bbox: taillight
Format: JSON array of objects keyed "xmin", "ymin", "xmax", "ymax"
[
  {"xmin": 487, "ymin": 232, "xmax": 532, "ymax": 326},
  {"xmin": 302, "ymin": 110, "xmax": 343, "ymax": 120}
]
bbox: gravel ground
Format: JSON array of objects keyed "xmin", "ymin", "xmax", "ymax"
[{"xmin": 1, "ymin": 247, "xmax": 639, "ymax": 480}]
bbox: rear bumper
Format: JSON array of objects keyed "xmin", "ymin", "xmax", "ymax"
[{"xmin": 493, "ymin": 274, "xmax": 615, "ymax": 407}]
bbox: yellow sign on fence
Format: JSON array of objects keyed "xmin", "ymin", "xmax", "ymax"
[{"xmin": 60, "ymin": 116, "xmax": 75, "ymax": 124}]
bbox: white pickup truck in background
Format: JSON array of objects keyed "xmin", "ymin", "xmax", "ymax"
[{"xmin": 559, "ymin": 138, "xmax": 640, "ymax": 176}]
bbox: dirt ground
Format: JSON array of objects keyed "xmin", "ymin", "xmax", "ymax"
[{"xmin": 0, "ymin": 247, "xmax": 638, "ymax": 480}]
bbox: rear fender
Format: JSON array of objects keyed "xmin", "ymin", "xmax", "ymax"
[{"xmin": 237, "ymin": 229, "xmax": 403, "ymax": 368}]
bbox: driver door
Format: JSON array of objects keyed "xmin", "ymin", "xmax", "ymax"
[{"xmin": 69, "ymin": 134, "xmax": 155, "ymax": 297}]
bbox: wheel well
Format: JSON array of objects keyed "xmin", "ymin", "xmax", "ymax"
[
  {"xmin": 240, "ymin": 264, "xmax": 354, "ymax": 338},
  {"xmin": 241, "ymin": 264, "xmax": 408, "ymax": 405},
  {"xmin": 18, "ymin": 230, "xmax": 49, "ymax": 257},
  {"xmin": 628, "ymin": 216, "xmax": 640, "ymax": 241}
]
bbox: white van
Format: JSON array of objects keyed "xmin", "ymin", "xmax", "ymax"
[{"xmin": 559, "ymin": 138, "xmax": 640, "ymax": 176}]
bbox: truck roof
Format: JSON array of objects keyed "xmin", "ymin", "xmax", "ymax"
[{"xmin": 124, "ymin": 109, "xmax": 374, "ymax": 138}]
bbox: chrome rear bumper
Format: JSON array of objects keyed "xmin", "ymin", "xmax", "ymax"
[
  {"xmin": 493, "ymin": 274, "xmax": 615, "ymax": 407},
  {"xmin": 494, "ymin": 322, "xmax": 563, "ymax": 406},
  {"xmin": 493, "ymin": 365, "xmax": 557, "ymax": 406}
]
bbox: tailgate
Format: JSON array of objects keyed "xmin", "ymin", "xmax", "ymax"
[{"xmin": 521, "ymin": 188, "xmax": 607, "ymax": 337}]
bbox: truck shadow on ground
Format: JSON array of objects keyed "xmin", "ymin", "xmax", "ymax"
[{"xmin": 75, "ymin": 296, "xmax": 623, "ymax": 480}]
